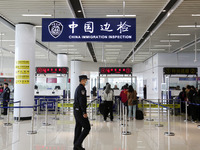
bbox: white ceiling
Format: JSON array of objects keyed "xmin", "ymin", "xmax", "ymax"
[{"xmin": 0, "ymin": 0, "xmax": 200, "ymax": 65}]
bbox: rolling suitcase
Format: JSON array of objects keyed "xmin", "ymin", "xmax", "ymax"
[{"xmin": 136, "ymin": 110, "xmax": 144, "ymax": 120}]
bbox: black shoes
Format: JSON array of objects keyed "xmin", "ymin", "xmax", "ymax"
[{"xmin": 73, "ymin": 145, "xmax": 85, "ymax": 150}]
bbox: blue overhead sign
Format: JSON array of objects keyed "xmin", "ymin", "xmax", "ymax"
[{"xmin": 42, "ymin": 18, "xmax": 136, "ymax": 42}]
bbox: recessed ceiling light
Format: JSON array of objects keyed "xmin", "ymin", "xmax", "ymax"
[
  {"xmin": 77, "ymin": 10, "xmax": 82, "ymax": 13},
  {"xmin": 22, "ymin": 14, "xmax": 52, "ymax": 17},
  {"xmin": 160, "ymin": 40, "xmax": 180, "ymax": 43},
  {"xmin": 0, "ymin": 33, "xmax": 5, "ymax": 36},
  {"xmin": 105, "ymin": 49, "xmax": 121, "ymax": 51},
  {"xmin": 150, "ymin": 49, "xmax": 165, "ymax": 51},
  {"xmin": 154, "ymin": 45, "xmax": 171, "ymax": 48},
  {"xmin": 106, "ymin": 15, "xmax": 136, "ymax": 17},
  {"xmin": 162, "ymin": 10, "xmax": 166, "ymax": 12},
  {"xmin": 178, "ymin": 25, "xmax": 200, "ymax": 28},
  {"xmin": 192, "ymin": 14, "xmax": 200, "ymax": 17},
  {"xmin": 35, "ymin": 26, "xmax": 42, "ymax": 28},
  {"xmin": 105, "ymin": 45, "xmax": 122, "ymax": 48},
  {"xmin": 1, "ymin": 40, "xmax": 15, "ymax": 42},
  {"xmin": 168, "ymin": 33, "xmax": 190, "ymax": 36},
  {"xmin": 57, "ymin": 45, "xmax": 74, "ymax": 47}
]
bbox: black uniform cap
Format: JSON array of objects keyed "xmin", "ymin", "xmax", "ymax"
[
  {"xmin": 79, "ymin": 75, "xmax": 89, "ymax": 82},
  {"xmin": 4, "ymin": 83, "xmax": 8, "ymax": 86}
]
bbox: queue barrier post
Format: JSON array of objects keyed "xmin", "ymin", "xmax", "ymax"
[
  {"xmin": 184, "ymin": 101, "xmax": 188, "ymax": 122},
  {"xmin": 0, "ymin": 100, "xmax": 3, "ymax": 120},
  {"xmin": 62, "ymin": 99, "xmax": 64, "ymax": 115},
  {"xmin": 164, "ymin": 108, "xmax": 175, "ymax": 136},
  {"xmin": 173, "ymin": 100, "xmax": 175, "ymax": 116},
  {"xmin": 4, "ymin": 102, "xmax": 12, "ymax": 126},
  {"xmin": 53, "ymin": 99, "xmax": 59, "ymax": 120},
  {"xmin": 122, "ymin": 105, "xmax": 131, "ymax": 135},
  {"xmin": 91, "ymin": 102, "xmax": 95, "ymax": 120},
  {"xmin": 119, "ymin": 100, "xmax": 122, "ymax": 122},
  {"xmin": 121, "ymin": 103, "xmax": 125, "ymax": 127},
  {"xmin": 43, "ymin": 100, "xmax": 51, "ymax": 126},
  {"xmin": 155, "ymin": 99, "xmax": 163, "ymax": 127},
  {"xmin": 36, "ymin": 98, "xmax": 40, "ymax": 115},
  {"xmin": 17, "ymin": 101, "xmax": 21, "ymax": 122},
  {"xmin": 146, "ymin": 101, "xmax": 154, "ymax": 121},
  {"xmin": 27, "ymin": 106, "xmax": 37, "ymax": 134}
]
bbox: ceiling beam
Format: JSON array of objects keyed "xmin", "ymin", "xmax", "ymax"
[
  {"xmin": 0, "ymin": 15, "xmax": 57, "ymax": 56},
  {"xmin": 122, "ymin": 0, "xmax": 183, "ymax": 64},
  {"xmin": 68, "ymin": 0, "xmax": 97, "ymax": 62}
]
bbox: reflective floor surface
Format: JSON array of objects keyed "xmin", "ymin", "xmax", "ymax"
[{"xmin": 0, "ymin": 112, "xmax": 200, "ymax": 150}]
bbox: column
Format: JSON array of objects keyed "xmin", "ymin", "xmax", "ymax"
[
  {"xmin": 14, "ymin": 23, "xmax": 36, "ymax": 120},
  {"xmin": 57, "ymin": 53, "xmax": 68, "ymax": 97},
  {"xmin": 70, "ymin": 60, "xmax": 82, "ymax": 99}
]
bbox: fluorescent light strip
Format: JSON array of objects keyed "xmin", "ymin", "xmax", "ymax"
[
  {"xmin": 154, "ymin": 45, "xmax": 171, "ymax": 47},
  {"xmin": 35, "ymin": 26, "xmax": 42, "ymax": 28},
  {"xmin": 106, "ymin": 15, "xmax": 136, "ymax": 17},
  {"xmin": 192, "ymin": 14, "xmax": 200, "ymax": 17},
  {"xmin": 1, "ymin": 40, "xmax": 15, "ymax": 42},
  {"xmin": 0, "ymin": 33, "xmax": 5, "ymax": 36},
  {"xmin": 57, "ymin": 45, "xmax": 74, "ymax": 47},
  {"xmin": 160, "ymin": 40, "xmax": 180, "ymax": 42},
  {"xmin": 178, "ymin": 25, "xmax": 200, "ymax": 28},
  {"xmin": 105, "ymin": 45, "xmax": 123, "ymax": 48},
  {"xmin": 105, "ymin": 49, "xmax": 121, "ymax": 51},
  {"xmin": 61, "ymin": 49, "xmax": 77, "ymax": 51},
  {"xmin": 22, "ymin": 14, "xmax": 52, "ymax": 17},
  {"xmin": 168, "ymin": 33, "xmax": 190, "ymax": 36},
  {"xmin": 150, "ymin": 49, "xmax": 165, "ymax": 51}
]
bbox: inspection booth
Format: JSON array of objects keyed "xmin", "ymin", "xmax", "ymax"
[{"xmin": 34, "ymin": 67, "xmax": 69, "ymax": 111}]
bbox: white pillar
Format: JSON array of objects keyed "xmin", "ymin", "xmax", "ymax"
[
  {"xmin": 70, "ymin": 60, "xmax": 82, "ymax": 99},
  {"xmin": 57, "ymin": 53, "xmax": 68, "ymax": 67},
  {"xmin": 14, "ymin": 23, "xmax": 36, "ymax": 120},
  {"xmin": 57, "ymin": 53, "xmax": 68, "ymax": 95}
]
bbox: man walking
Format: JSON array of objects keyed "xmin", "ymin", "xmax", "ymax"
[{"xmin": 73, "ymin": 75, "xmax": 91, "ymax": 150}]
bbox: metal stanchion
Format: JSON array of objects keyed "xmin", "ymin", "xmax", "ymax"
[
  {"xmin": 95, "ymin": 99, "xmax": 97, "ymax": 115},
  {"xmin": 4, "ymin": 102, "xmax": 12, "ymax": 126},
  {"xmin": 122, "ymin": 105, "xmax": 131, "ymax": 135},
  {"xmin": 53, "ymin": 99, "xmax": 59, "ymax": 120},
  {"xmin": 62, "ymin": 99, "xmax": 64, "ymax": 115},
  {"xmin": 146, "ymin": 102, "xmax": 154, "ymax": 121},
  {"xmin": 155, "ymin": 99, "xmax": 163, "ymax": 127},
  {"xmin": 180, "ymin": 99, "xmax": 182, "ymax": 114},
  {"xmin": 36, "ymin": 98, "xmax": 40, "ymax": 115},
  {"xmin": 164, "ymin": 108, "xmax": 175, "ymax": 136},
  {"xmin": 173, "ymin": 100, "xmax": 175, "ymax": 116},
  {"xmin": 184, "ymin": 101, "xmax": 188, "ymax": 122},
  {"xmin": 119, "ymin": 100, "xmax": 122, "ymax": 121},
  {"xmin": 43, "ymin": 101, "xmax": 51, "ymax": 126},
  {"xmin": 91, "ymin": 102, "xmax": 95, "ymax": 120},
  {"xmin": 0, "ymin": 100, "xmax": 4, "ymax": 120},
  {"xmin": 27, "ymin": 106, "xmax": 37, "ymax": 134},
  {"xmin": 17, "ymin": 101, "xmax": 21, "ymax": 122},
  {"xmin": 121, "ymin": 103, "xmax": 125, "ymax": 126}
]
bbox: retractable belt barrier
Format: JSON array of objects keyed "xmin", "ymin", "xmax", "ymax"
[{"xmin": 143, "ymin": 99, "xmax": 175, "ymax": 136}]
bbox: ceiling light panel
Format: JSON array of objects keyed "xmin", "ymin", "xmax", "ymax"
[
  {"xmin": 168, "ymin": 34, "xmax": 191, "ymax": 36},
  {"xmin": 154, "ymin": 45, "xmax": 171, "ymax": 48},
  {"xmin": 22, "ymin": 14, "xmax": 52, "ymax": 17},
  {"xmin": 160, "ymin": 40, "xmax": 180, "ymax": 42},
  {"xmin": 178, "ymin": 25, "xmax": 200, "ymax": 28}
]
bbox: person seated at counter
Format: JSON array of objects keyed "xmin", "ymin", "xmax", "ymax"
[{"xmin": 113, "ymin": 85, "xmax": 119, "ymax": 90}]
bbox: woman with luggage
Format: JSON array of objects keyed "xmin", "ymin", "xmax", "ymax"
[
  {"xmin": 127, "ymin": 85, "xmax": 137, "ymax": 120},
  {"xmin": 102, "ymin": 84, "xmax": 114, "ymax": 122}
]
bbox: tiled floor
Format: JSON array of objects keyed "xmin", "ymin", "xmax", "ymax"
[{"xmin": 0, "ymin": 111, "xmax": 200, "ymax": 150}]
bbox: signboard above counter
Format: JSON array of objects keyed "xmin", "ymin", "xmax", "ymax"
[{"xmin": 42, "ymin": 18, "xmax": 136, "ymax": 42}]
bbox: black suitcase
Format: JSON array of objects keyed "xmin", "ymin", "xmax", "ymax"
[{"xmin": 136, "ymin": 110, "xmax": 144, "ymax": 120}]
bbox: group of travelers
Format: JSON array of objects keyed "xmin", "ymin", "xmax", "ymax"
[
  {"xmin": 179, "ymin": 85, "xmax": 200, "ymax": 123},
  {"xmin": 101, "ymin": 83, "xmax": 138, "ymax": 122}
]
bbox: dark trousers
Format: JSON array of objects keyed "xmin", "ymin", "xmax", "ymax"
[
  {"xmin": 103, "ymin": 101, "xmax": 113, "ymax": 121},
  {"xmin": 2, "ymin": 101, "xmax": 8, "ymax": 115},
  {"xmin": 73, "ymin": 110, "xmax": 91, "ymax": 147}
]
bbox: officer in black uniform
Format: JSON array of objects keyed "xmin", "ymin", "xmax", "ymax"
[
  {"xmin": 73, "ymin": 75, "xmax": 91, "ymax": 150},
  {"xmin": 1, "ymin": 83, "xmax": 10, "ymax": 115}
]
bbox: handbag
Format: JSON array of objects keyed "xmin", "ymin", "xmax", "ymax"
[{"xmin": 132, "ymin": 99, "xmax": 138, "ymax": 105}]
